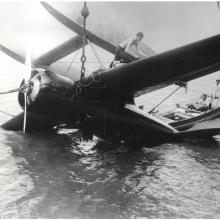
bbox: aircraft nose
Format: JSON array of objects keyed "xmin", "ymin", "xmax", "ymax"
[
  {"xmin": 18, "ymin": 73, "xmax": 41, "ymax": 108},
  {"xmin": 27, "ymin": 74, "xmax": 41, "ymax": 104}
]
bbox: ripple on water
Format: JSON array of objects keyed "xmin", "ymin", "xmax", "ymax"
[{"xmin": 0, "ymin": 129, "xmax": 220, "ymax": 218}]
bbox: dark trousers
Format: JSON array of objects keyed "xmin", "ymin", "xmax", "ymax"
[{"xmin": 110, "ymin": 46, "xmax": 137, "ymax": 67}]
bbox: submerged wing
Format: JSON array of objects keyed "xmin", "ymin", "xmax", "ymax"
[
  {"xmin": 99, "ymin": 34, "xmax": 220, "ymax": 97},
  {"xmin": 1, "ymin": 112, "xmax": 59, "ymax": 131}
]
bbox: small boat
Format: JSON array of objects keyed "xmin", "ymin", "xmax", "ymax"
[{"xmin": 153, "ymin": 97, "xmax": 220, "ymax": 131}]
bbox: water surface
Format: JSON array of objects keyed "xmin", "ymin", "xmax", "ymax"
[{"xmin": 0, "ymin": 128, "xmax": 220, "ymax": 218}]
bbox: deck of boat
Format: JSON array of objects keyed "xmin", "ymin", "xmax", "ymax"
[{"xmin": 155, "ymin": 107, "xmax": 220, "ymax": 131}]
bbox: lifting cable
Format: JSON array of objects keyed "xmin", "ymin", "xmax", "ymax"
[
  {"xmin": 71, "ymin": 2, "xmax": 104, "ymax": 103},
  {"xmin": 75, "ymin": 2, "xmax": 103, "ymax": 89},
  {"xmin": 80, "ymin": 2, "xmax": 89, "ymax": 84}
]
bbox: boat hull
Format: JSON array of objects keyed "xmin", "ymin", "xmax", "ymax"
[{"xmin": 169, "ymin": 107, "xmax": 220, "ymax": 131}]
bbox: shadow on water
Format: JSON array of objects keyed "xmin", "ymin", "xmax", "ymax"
[{"xmin": 1, "ymin": 128, "xmax": 220, "ymax": 218}]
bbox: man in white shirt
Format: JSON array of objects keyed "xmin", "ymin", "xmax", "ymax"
[
  {"xmin": 211, "ymin": 79, "xmax": 220, "ymax": 109},
  {"xmin": 190, "ymin": 93, "xmax": 211, "ymax": 111},
  {"xmin": 110, "ymin": 32, "xmax": 147, "ymax": 68},
  {"xmin": 175, "ymin": 103, "xmax": 201, "ymax": 119}
]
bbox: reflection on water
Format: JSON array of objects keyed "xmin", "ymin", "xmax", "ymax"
[{"xmin": 0, "ymin": 128, "xmax": 220, "ymax": 218}]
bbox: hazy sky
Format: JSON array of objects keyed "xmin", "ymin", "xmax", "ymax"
[{"xmin": 1, "ymin": 1, "xmax": 220, "ymax": 78}]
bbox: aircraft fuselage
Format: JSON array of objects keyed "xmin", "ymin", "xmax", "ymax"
[{"xmin": 17, "ymin": 69, "xmax": 175, "ymax": 146}]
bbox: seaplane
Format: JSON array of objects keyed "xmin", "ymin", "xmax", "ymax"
[{"xmin": 1, "ymin": 2, "xmax": 220, "ymax": 147}]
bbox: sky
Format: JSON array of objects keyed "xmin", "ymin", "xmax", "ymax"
[
  {"xmin": 1, "ymin": 1, "xmax": 220, "ymax": 88},
  {"xmin": 1, "ymin": 2, "xmax": 220, "ymax": 56}
]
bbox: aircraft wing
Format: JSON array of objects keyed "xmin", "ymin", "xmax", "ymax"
[
  {"xmin": 98, "ymin": 34, "xmax": 220, "ymax": 97},
  {"xmin": 1, "ymin": 112, "xmax": 59, "ymax": 131},
  {"xmin": 2, "ymin": 1, "xmax": 218, "ymax": 99}
]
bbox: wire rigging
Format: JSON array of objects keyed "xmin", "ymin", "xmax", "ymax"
[
  {"xmin": 87, "ymin": 38, "xmax": 105, "ymax": 70},
  {"xmin": 0, "ymin": 88, "xmax": 20, "ymax": 95},
  {"xmin": 63, "ymin": 49, "xmax": 80, "ymax": 76},
  {"xmin": 0, "ymin": 110, "xmax": 15, "ymax": 118}
]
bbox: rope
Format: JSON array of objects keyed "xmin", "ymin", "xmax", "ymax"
[
  {"xmin": 63, "ymin": 49, "xmax": 80, "ymax": 75},
  {"xmin": 0, "ymin": 88, "xmax": 18, "ymax": 117},
  {"xmin": 0, "ymin": 88, "xmax": 21, "ymax": 117},
  {"xmin": 71, "ymin": 81, "xmax": 82, "ymax": 101},
  {"xmin": 0, "ymin": 88, "xmax": 20, "ymax": 95},
  {"xmin": 0, "ymin": 85, "xmax": 32, "ymax": 120},
  {"xmin": 87, "ymin": 38, "xmax": 105, "ymax": 69},
  {"xmin": 0, "ymin": 110, "xmax": 15, "ymax": 117},
  {"xmin": 75, "ymin": 68, "xmax": 103, "ymax": 89}
]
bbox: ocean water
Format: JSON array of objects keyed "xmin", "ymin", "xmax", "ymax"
[
  {"xmin": 0, "ymin": 67, "xmax": 220, "ymax": 218},
  {"xmin": 0, "ymin": 129, "xmax": 220, "ymax": 218}
]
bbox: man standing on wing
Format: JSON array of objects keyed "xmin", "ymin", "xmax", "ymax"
[{"xmin": 110, "ymin": 32, "xmax": 147, "ymax": 68}]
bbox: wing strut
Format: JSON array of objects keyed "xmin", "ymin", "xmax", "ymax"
[
  {"xmin": 148, "ymin": 86, "xmax": 182, "ymax": 114},
  {"xmin": 22, "ymin": 50, "xmax": 32, "ymax": 133}
]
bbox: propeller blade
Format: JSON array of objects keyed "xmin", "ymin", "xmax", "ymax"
[
  {"xmin": 23, "ymin": 49, "xmax": 32, "ymax": 83},
  {"xmin": 22, "ymin": 49, "xmax": 32, "ymax": 134},
  {"xmin": 23, "ymin": 92, "xmax": 27, "ymax": 133}
]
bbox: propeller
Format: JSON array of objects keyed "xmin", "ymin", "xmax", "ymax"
[{"xmin": 22, "ymin": 49, "xmax": 32, "ymax": 133}]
